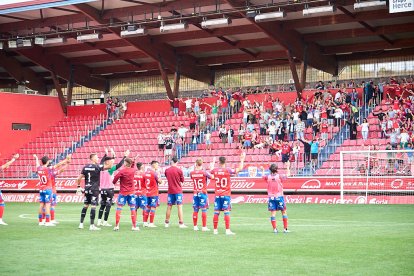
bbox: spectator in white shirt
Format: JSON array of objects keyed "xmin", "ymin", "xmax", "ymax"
[{"xmin": 361, "ymin": 118, "xmax": 369, "ymax": 141}]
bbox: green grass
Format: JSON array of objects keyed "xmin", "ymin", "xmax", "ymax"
[{"xmin": 0, "ymin": 203, "xmax": 414, "ymax": 276}]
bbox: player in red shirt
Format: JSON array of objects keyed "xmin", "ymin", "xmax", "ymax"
[
  {"xmin": 112, "ymin": 158, "xmax": 139, "ymax": 231},
  {"xmin": 0, "ymin": 153, "xmax": 19, "ymax": 225},
  {"xmin": 143, "ymin": 160, "xmax": 162, "ymax": 227},
  {"xmin": 261, "ymin": 164, "xmax": 290, "ymax": 234},
  {"xmin": 164, "ymin": 157, "xmax": 187, "ymax": 228},
  {"xmin": 47, "ymin": 159, "xmax": 70, "ymax": 224},
  {"xmin": 190, "ymin": 158, "xmax": 213, "ymax": 231},
  {"xmin": 35, "ymin": 154, "xmax": 71, "ymax": 227},
  {"xmin": 210, "ymin": 152, "xmax": 245, "ymax": 235},
  {"xmin": 134, "ymin": 162, "xmax": 147, "ymax": 224}
]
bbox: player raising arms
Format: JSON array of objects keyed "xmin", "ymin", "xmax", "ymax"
[
  {"xmin": 112, "ymin": 157, "xmax": 139, "ymax": 231},
  {"xmin": 261, "ymin": 164, "xmax": 290, "ymax": 234},
  {"xmin": 97, "ymin": 148, "xmax": 127, "ymax": 227},
  {"xmin": 0, "ymin": 153, "xmax": 19, "ymax": 225},
  {"xmin": 190, "ymin": 157, "xmax": 213, "ymax": 231},
  {"xmin": 143, "ymin": 160, "xmax": 162, "ymax": 227},
  {"xmin": 76, "ymin": 153, "xmax": 114, "ymax": 231},
  {"xmin": 134, "ymin": 162, "xmax": 147, "ymax": 225},
  {"xmin": 48, "ymin": 157, "xmax": 71, "ymax": 224},
  {"xmin": 35, "ymin": 154, "xmax": 71, "ymax": 226},
  {"xmin": 210, "ymin": 152, "xmax": 245, "ymax": 235},
  {"xmin": 164, "ymin": 157, "xmax": 187, "ymax": 229}
]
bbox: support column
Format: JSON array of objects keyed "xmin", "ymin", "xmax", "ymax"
[
  {"xmin": 300, "ymin": 46, "xmax": 308, "ymax": 92},
  {"xmin": 50, "ymin": 70, "xmax": 67, "ymax": 114},
  {"xmin": 286, "ymin": 49, "xmax": 302, "ymax": 98},
  {"xmin": 158, "ymin": 62, "xmax": 174, "ymax": 100}
]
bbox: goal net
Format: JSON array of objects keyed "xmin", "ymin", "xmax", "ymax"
[{"xmin": 340, "ymin": 149, "xmax": 414, "ymax": 204}]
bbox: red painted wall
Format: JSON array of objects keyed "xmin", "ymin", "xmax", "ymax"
[
  {"xmin": 67, "ymin": 104, "xmax": 106, "ymax": 117},
  {"xmin": 0, "ymin": 93, "xmax": 64, "ymax": 159}
]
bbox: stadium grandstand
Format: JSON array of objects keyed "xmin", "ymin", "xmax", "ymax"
[
  {"xmin": 0, "ymin": 0, "xmax": 413, "ymax": 200},
  {"xmin": 1, "ymin": 1, "xmax": 414, "ymax": 275}
]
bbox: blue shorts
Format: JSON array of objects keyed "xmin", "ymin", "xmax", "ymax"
[
  {"xmin": 214, "ymin": 196, "xmax": 231, "ymax": 211},
  {"xmin": 117, "ymin": 194, "xmax": 136, "ymax": 206},
  {"xmin": 51, "ymin": 193, "xmax": 58, "ymax": 206},
  {"xmin": 268, "ymin": 196, "xmax": 286, "ymax": 211},
  {"xmin": 136, "ymin": 195, "xmax": 147, "ymax": 209},
  {"xmin": 39, "ymin": 189, "xmax": 53, "ymax": 203},
  {"xmin": 193, "ymin": 193, "xmax": 209, "ymax": 211},
  {"xmin": 147, "ymin": 196, "xmax": 159, "ymax": 208},
  {"xmin": 243, "ymin": 140, "xmax": 252, "ymax": 148},
  {"xmin": 168, "ymin": 193, "xmax": 183, "ymax": 206}
]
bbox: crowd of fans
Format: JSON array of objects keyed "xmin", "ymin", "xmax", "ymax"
[{"xmin": 103, "ymin": 77, "xmax": 413, "ymax": 172}]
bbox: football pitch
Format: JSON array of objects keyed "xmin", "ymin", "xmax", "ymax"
[{"xmin": 0, "ymin": 203, "xmax": 413, "ymax": 276}]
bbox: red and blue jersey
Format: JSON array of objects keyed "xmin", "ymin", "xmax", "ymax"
[
  {"xmin": 134, "ymin": 171, "xmax": 146, "ymax": 196},
  {"xmin": 211, "ymin": 167, "xmax": 235, "ymax": 196},
  {"xmin": 190, "ymin": 169, "xmax": 212, "ymax": 194},
  {"xmin": 37, "ymin": 166, "xmax": 54, "ymax": 191},
  {"xmin": 144, "ymin": 169, "xmax": 159, "ymax": 197}
]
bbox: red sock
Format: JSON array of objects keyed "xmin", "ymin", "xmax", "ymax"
[
  {"xmin": 115, "ymin": 207, "xmax": 122, "ymax": 226},
  {"xmin": 45, "ymin": 215, "xmax": 50, "ymax": 223},
  {"xmin": 193, "ymin": 211, "xmax": 198, "ymax": 226},
  {"xmin": 202, "ymin": 211, "xmax": 207, "ymax": 227},
  {"xmin": 213, "ymin": 213, "xmax": 219, "ymax": 229},
  {"xmin": 149, "ymin": 210, "xmax": 155, "ymax": 223},
  {"xmin": 224, "ymin": 213, "xmax": 230, "ymax": 230},
  {"xmin": 130, "ymin": 208, "xmax": 136, "ymax": 228},
  {"xmin": 42, "ymin": 213, "xmax": 45, "ymax": 220},
  {"xmin": 143, "ymin": 210, "xmax": 149, "ymax": 223},
  {"xmin": 271, "ymin": 217, "xmax": 276, "ymax": 229},
  {"xmin": 50, "ymin": 209, "xmax": 55, "ymax": 221},
  {"xmin": 0, "ymin": 205, "xmax": 4, "ymax": 219},
  {"xmin": 283, "ymin": 215, "xmax": 288, "ymax": 229}
]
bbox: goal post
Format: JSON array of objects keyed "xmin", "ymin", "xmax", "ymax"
[{"xmin": 340, "ymin": 149, "xmax": 414, "ymax": 204}]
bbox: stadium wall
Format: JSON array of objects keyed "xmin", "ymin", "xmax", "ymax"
[{"xmin": 0, "ymin": 93, "xmax": 64, "ymax": 159}]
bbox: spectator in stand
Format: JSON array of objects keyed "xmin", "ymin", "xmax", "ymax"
[
  {"xmin": 157, "ymin": 130, "xmax": 165, "ymax": 152},
  {"xmin": 168, "ymin": 97, "xmax": 180, "ymax": 117},
  {"xmin": 281, "ymin": 140, "xmax": 292, "ymax": 168},
  {"xmin": 405, "ymin": 142, "xmax": 413, "ymax": 164},
  {"xmin": 106, "ymin": 97, "xmax": 113, "ymax": 118},
  {"xmin": 268, "ymin": 121, "xmax": 277, "ymax": 142},
  {"xmin": 210, "ymin": 103, "xmax": 219, "ymax": 128},
  {"xmin": 228, "ymin": 127, "xmax": 234, "ymax": 145},
  {"xmin": 334, "ymin": 106, "xmax": 343, "ymax": 127},
  {"xmin": 164, "ymin": 133, "xmax": 174, "ymax": 164},
  {"xmin": 205, "ymin": 130, "xmax": 212, "ymax": 151},
  {"xmin": 219, "ymin": 125, "xmax": 227, "ymax": 144},
  {"xmin": 286, "ymin": 119, "xmax": 295, "ymax": 142},
  {"xmin": 238, "ymin": 125, "xmax": 245, "ymax": 143},
  {"xmin": 399, "ymin": 127, "xmax": 410, "ymax": 148},
  {"xmin": 312, "ymin": 119, "xmax": 320, "ymax": 139},
  {"xmin": 315, "ymin": 81, "xmax": 325, "ymax": 90},
  {"xmin": 251, "ymin": 129, "xmax": 259, "ymax": 147},
  {"xmin": 346, "ymin": 117, "xmax": 358, "ymax": 140},
  {"xmin": 183, "ymin": 98, "xmax": 193, "ymax": 115},
  {"xmin": 175, "ymin": 137, "xmax": 183, "ymax": 160},
  {"xmin": 246, "ymin": 120, "xmax": 255, "ymax": 132},
  {"xmin": 259, "ymin": 115, "xmax": 267, "ymax": 136},
  {"xmin": 221, "ymin": 95, "xmax": 229, "ymax": 115},
  {"xmin": 178, "ymin": 124, "xmax": 189, "ymax": 142},
  {"xmin": 361, "ymin": 118, "xmax": 370, "ymax": 143},
  {"xmin": 120, "ymin": 99, "xmax": 127, "ymax": 118},
  {"xmin": 188, "ymin": 111, "xmax": 197, "ymax": 131},
  {"xmin": 296, "ymin": 118, "xmax": 305, "ymax": 140},
  {"xmin": 384, "ymin": 128, "xmax": 400, "ymax": 149},
  {"xmin": 199, "ymin": 109, "xmax": 207, "ymax": 131},
  {"xmin": 299, "ymin": 138, "xmax": 311, "ymax": 165},
  {"xmin": 309, "ymin": 138, "xmax": 320, "ymax": 169},
  {"xmin": 114, "ymin": 98, "xmax": 121, "ymax": 120},
  {"xmin": 194, "ymin": 98, "xmax": 200, "ymax": 115},
  {"xmin": 319, "ymin": 119, "xmax": 328, "ymax": 140},
  {"xmin": 243, "ymin": 130, "xmax": 253, "ymax": 149},
  {"xmin": 190, "ymin": 129, "xmax": 199, "ymax": 151},
  {"xmin": 277, "ymin": 122, "xmax": 286, "ymax": 141}
]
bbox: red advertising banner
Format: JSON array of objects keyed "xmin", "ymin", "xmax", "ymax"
[
  {"xmin": 2, "ymin": 193, "xmax": 414, "ymax": 205},
  {"xmin": 1, "ymin": 177, "xmax": 414, "ymax": 192}
]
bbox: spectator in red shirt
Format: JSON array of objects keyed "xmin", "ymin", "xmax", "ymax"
[
  {"xmin": 320, "ymin": 119, "xmax": 329, "ymax": 140},
  {"xmin": 281, "ymin": 140, "xmax": 292, "ymax": 165},
  {"xmin": 168, "ymin": 97, "xmax": 180, "ymax": 117},
  {"xmin": 189, "ymin": 111, "xmax": 197, "ymax": 130},
  {"xmin": 164, "ymin": 157, "xmax": 187, "ymax": 228}
]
